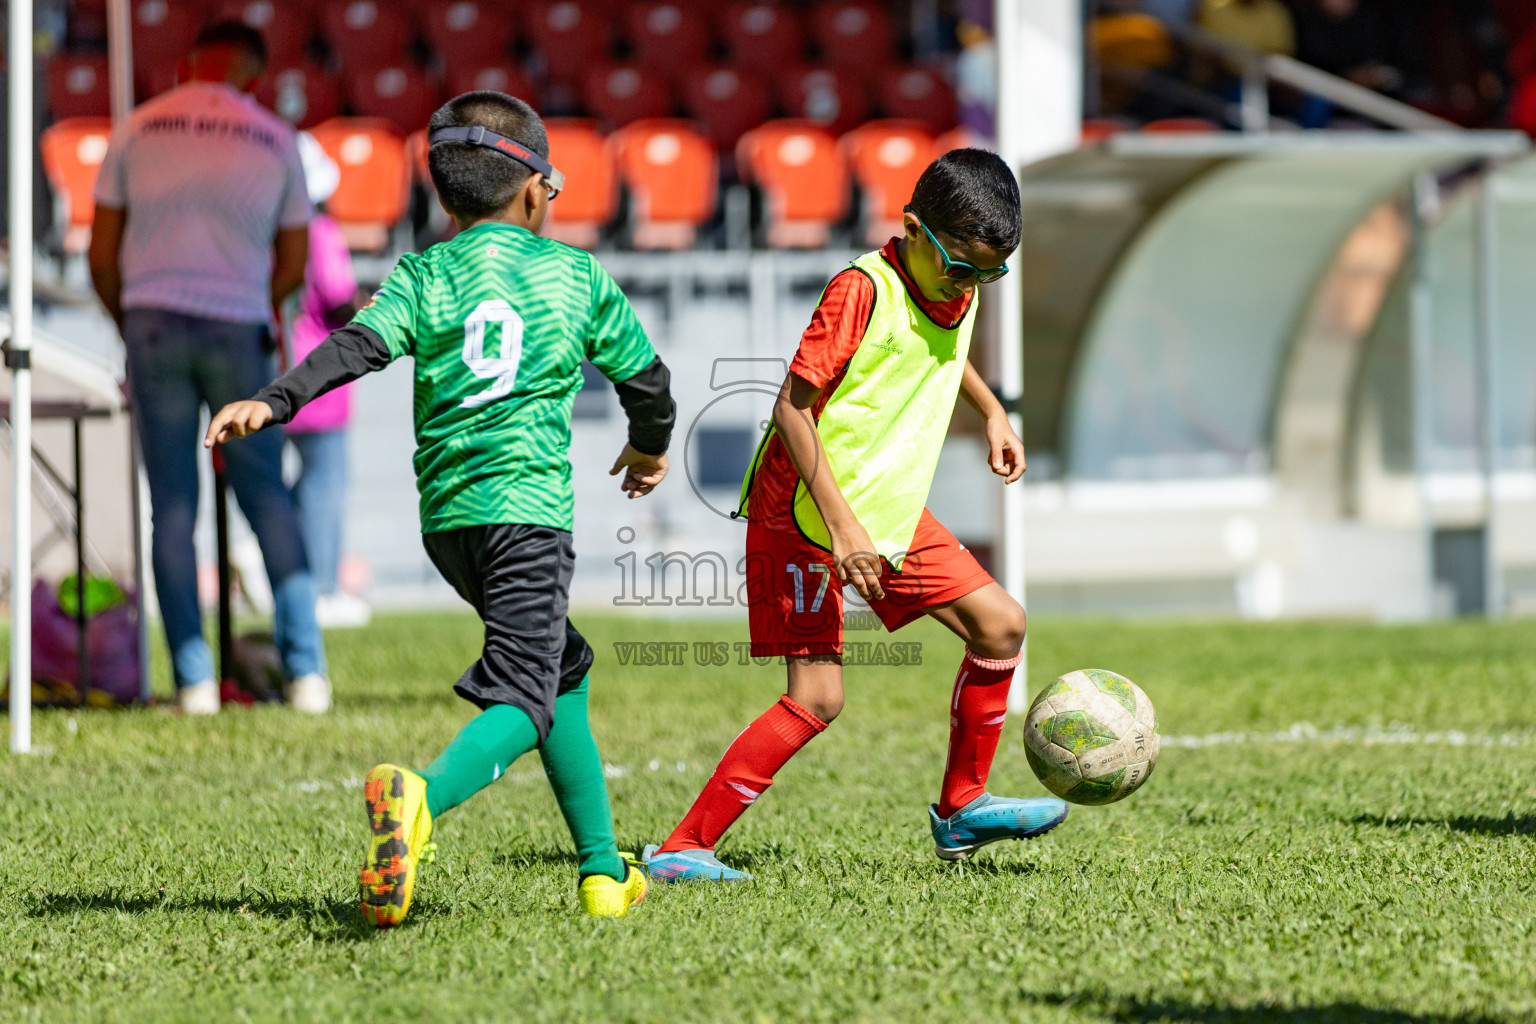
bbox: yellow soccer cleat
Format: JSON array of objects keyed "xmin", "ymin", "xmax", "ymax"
[
  {"xmin": 358, "ymin": 764, "xmax": 435, "ymax": 928},
  {"xmin": 577, "ymin": 857, "xmax": 648, "ymax": 918}
]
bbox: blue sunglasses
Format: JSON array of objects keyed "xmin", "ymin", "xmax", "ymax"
[{"xmin": 906, "ymin": 206, "xmax": 1009, "ymax": 284}]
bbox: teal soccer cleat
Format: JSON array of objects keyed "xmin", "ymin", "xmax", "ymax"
[
  {"xmin": 929, "ymin": 792, "xmax": 1069, "ymax": 861},
  {"xmin": 640, "ymin": 844, "xmax": 753, "ymax": 883}
]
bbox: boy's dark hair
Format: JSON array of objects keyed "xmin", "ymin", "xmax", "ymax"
[
  {"xmin": 909, "ymin": 148, "xmax": 1022, "ymax": 253},
  {"xmin": 192, "ymin": 21, "xmax": 267, "ymax": 70},
  {"xmin": 428, "ymin": 91, "xmax": 549, "ymax": 220}
]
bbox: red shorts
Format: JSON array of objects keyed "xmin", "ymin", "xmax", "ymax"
[{"xmin": 746, "ymin": 508, "xmax": 995, "ymax": 657}]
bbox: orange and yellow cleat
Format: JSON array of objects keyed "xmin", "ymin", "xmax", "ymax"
[{"xmin": 358, "ymin": 764, "xmax": 435, "ymax": 928}]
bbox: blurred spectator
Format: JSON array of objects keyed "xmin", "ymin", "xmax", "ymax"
[
  {"xmin": 1197, "ymin": 0, "xmax": 1294, "ymax": 57},
  {"xmin": 87, "ymin": 22, "xmax": 330, "ymax": 715},
  {"xmin": 1293, "ymin": 0, "xmax": 1400, "ymax": 92},
  {"xmin": 955, "ymin": 0, "xmax": 995, "ymax": 141},
  {"xmin": 287, "ymin": 133, "xmax": 371, "ymax": 629},
  {"xmin": 1143, "ymin": 0, "xmax": 1200, "ymax": 30}
]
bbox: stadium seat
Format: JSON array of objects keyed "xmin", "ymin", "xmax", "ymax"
[
  {"xmin": 308, "ymin": 117, "xmax": 411, "ymax": 251},
  {"xmin": 542, "ymin": 118, "xmax": 617, "ymax": 249},
  {"xmin": 444, "ymin": 64, "xmax": 538, "ymax": 104},
  {"xmin": 583, "ymin": 63, "xmax": 674, "ymax": 129},
  {"xmin": 778, "ymin": 65, "xmax": 869, "ymax": 136},
  {"xmin": 47, "ymin": 53, "xmax": 111, "ymax": 120},
  {"xmin": 933, "ymin": 126, "xmax": 985, "ymax": 154},
  {"xmin": 423, "ymin": 1, "xmax": 514, "ymax": 68},
  {"xmin": 1080, "ymin": 117, "xmax": 1128, "ymax": 144},
  {"xmin": 719, "ymin": 2, "xmax": 805, "ymax": 70},
  {"xmin": 136, "ymin": 56, "xmax": 183, "ymax": 101},
  {"xmin": 319, "ymin": 1, "xmax": 411, "ymax": 71},
  {"xmin": 348, "ymin": 65, "xmax": 440, "ymax": 136},
  {"xmin": 626, "ymin": 2, "xmax": 710, "ymax": 72},
  {"xmin": 682, "ymin": 65, "xmax": 771, "ymax": 151},
  {"xmin": 808, "ymin": 1, "xmax": 893, "ymax": 73},
  {"xmin": 259, "ymin": 62, "xmax": 341, "ymax": 127},
  {"xmin": 131, "ymin": 0, "xmax": 202, "ymax": 71},
  {"xmin": 39, "ymin": 117, "xmax": 114, "ymax": 255},
  {"xmin": 840, "ymin": 120, "xmax": 935, "ymax": 247},
  {"xmin": 737, "ymin": 120, "xmax": 847, "ymax": 248},
  {"xmin": 610, "ymin": 119, "xmax": 717, "ymax": 249},
  {"xmin": 523, "ymin": 2, "xmax": 613, "ymax": 85},
  {"xmin": 219, "ymin": 0, "xmax": 312, "ymax": 68},
  {"xmin": 876, "ymin": 65, "xmax": 956, "ymax": 131},
  {"xmin": 1140, "ymin": 117, "xmax": 1221, "ymax": 132}
]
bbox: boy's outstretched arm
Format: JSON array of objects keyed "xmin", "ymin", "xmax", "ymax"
[
  {"xmin": 607, "ymin": 356, "xmax": 675, "ymax": 498},
  {"xmin": 959, "ymin": 360, "xmax": 1025, "ymax": 484},
  {"xmin": 205, "ymin": 324, "xmax": 393, "ymax": 447}
]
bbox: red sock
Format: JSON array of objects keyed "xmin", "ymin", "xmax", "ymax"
[
  {"xmin": 937, "ymin": 649, "xmax": 1020, "ymax": 818},
  {"xmin": 657, "ymin": 695, "xmax": 827, "ymax": 853}
]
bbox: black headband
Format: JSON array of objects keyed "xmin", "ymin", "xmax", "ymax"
[{"xmin": 428, "ymin": 125, "xmax": 564, "ymax": 193}]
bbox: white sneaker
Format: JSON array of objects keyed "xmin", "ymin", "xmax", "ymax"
[
  {"xmin": 178, "ymin": 680, "xmax": 220, "ymax": 716},
  {"xmin": 285, "ymin": 673, "xmax": 332, "ymax": 714},
  {"xmin": 315, "ymin": 591, "xmax": 372, "ymax": 629}
]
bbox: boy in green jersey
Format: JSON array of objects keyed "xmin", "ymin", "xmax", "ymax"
[{"xmin": 207, "ymin": 92, "xmax": 674, "ymax": 921}]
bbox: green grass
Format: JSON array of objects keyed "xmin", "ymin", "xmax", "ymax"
[{"xmin": 2, "ymin": 615, "xmax": 1535, "ymax": 1023}]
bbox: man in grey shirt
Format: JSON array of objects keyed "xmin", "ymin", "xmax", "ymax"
[{"xmin": 89, "ymin": 21, "xmax": 329, "ymax": 715}]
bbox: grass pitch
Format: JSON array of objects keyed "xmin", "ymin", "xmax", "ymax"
[{"xmin": 2, "ymin": 614, "xmax": 1534, "ymax": 1023}]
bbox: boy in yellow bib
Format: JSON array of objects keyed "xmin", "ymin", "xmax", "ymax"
[{"xmin": 643, "ymin": 150, "xmax": 1068, "ymax": 882}]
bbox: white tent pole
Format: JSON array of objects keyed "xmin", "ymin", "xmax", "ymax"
[
  {"xmin": 9, "ymin": 0, "xmax": 35, "ymax": 753},
  {"xmin": 1474, "ymin": 173, "xmax": 1502, "ymax": 618},
  {"xmin": 996, "ymin": 0, "xmax": 1081, "ymax": 713},
  {"xmin": 1409, "ymin": 173, "xmax": 1438, "ymax": 620}
]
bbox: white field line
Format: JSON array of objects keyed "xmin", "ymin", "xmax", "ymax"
[{"xmin": 1162, "ymin": 722, "xmax": 1536, "ymax": 749}]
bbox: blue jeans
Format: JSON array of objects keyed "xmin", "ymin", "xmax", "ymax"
[
  {"xmin": 123, "ymin": 308, "xmax": 326, "ymax": 688},
  {"xmin": 287, "ymin": 429, "xmax": 348, "ymax": 595}
]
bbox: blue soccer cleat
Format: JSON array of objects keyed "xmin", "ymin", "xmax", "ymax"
[
  {"xmin": 928, "ymin": 792, "xmax": 1069, "ymax": 861},
  {"xmin": 640, "ymin": 844, "xmax": 753, "ymax": 883}
]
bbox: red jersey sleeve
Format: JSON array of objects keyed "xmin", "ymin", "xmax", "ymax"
[{"xmin": 788, "ymin": 268, "xmax": 876, "ymax": 389}]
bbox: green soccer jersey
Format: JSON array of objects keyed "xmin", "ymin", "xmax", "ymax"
[{"xmin": 351, "ymin": 222, "xmax": 657, "ymax": 534}]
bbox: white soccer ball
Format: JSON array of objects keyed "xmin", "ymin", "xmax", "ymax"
[{"xmin": 1023, "ymin": 668, "xmax": 1159, "ymax": 805}]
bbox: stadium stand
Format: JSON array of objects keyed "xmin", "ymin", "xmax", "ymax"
[
  {"xmin": 136, "ymin": 56, "xmax": 182, "ymax": 101},
  {"xmin": 808, "ymin": 1, "xmax": 894, "ymax": 73},
  {"xmin": 583, "ymin": 63, "xmax": 675, "ymax": 129},
  {"xmin": 542, "ymin": 119, "xmax": 618, "ymax": 249},
  {"xmin": 778, "ymin": 65, "xmax": 869, "ymax": 135},
  {"xmin": 524, "ymin": 2, "xmax": 615, "ymax": 86},
  {"xmin": 840, "ymin": 119, "xmax": 935, "ymax": 247},
  {"xmin": 131, "ymin": 0, "xmax": 202, "ymax": 71},
  {"xmin": 40, "ymin": 117, "xmax": 114, "ymax": 255},
  {"xmin": 423, "ymin": 1, "xmax": 516, "ymax": 69},
  {"xmin": 309, "ymin": 118, "xmax": 412, "ymax": 251},
  {"xmin": 319, "ymin": 0, "xmax": 411, "ymax": 72},
  {"xmin": 877, "ymin": 65, "xmax": 956, "ymax": 131},
  {"xmin": 610, "ymin": 119, "xmax": 718, "ymax": 249},
  {"xmin": 48, "ymin": 53, "xmax": 111, "ymax": 120},
  {"xmin": 626, "ymin": 2, "xmax": 710, "ymax": 72},
  {"xmin": 219, "ymin": 0, "xmax": 312, "ymax": 68},
  {"xmin": 737, "ymin": 120, "xmax": 847, "ymax": 248},
  {"xmin": 258, "ymin": 63, "xmax": 342, "ymax": 128},
  {"xmin": 1141, "ymin": 117, "xmax": 1221, "ymax": 132},
  {"xmin": 720, "ymin": 2, "xmax": 805, "ymax": 71},
  {"xmin": 348, "ymin": 64, "xmax": 439, "ymax": 135},
  {"xmin": 444, "ymin": 64, "xmax": 538, "ymax": 104},
  {"xmin": 683, "ymin": 65, "xmax": 771, "ymax": 151}
]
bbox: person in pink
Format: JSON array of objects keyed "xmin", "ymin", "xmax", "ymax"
[{"xmin": 288, "ymin": 133, "xmax": 370, "ymax": 627}]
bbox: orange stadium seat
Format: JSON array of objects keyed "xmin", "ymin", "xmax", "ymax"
[
  {"xmin": 778, "ymin": 65, "xmax": 869, "ymax": 135},
  {"xmin": 809, "ymin": 1, "xmax": 893, "ymax": 73},
  {"xmin": 933, "ymin": 126, "xmax": 986, "ymax": 154},
  {"xmin": 40, "ymin": 117, "xmax": 114, "ymax": 255},
  {"xmin": 877, "ymin": 65, "xmax": 956, "ymax": 131},
  {"xmin": 348, "ymin": 65, "xmax": 440, "ymax": 136},
  {"xmin": 626, "ymin": 2, "xmax": 710, "ymax": 71},
  {"xmin": 48, "ymin": 53, "xmax": 111, "ymax": 119},
  {"xmin": 542, "ymin": 118, "xmax": 617, "ymax": 249},
  {"xmin": 610, "ymin": 119, "xmax": 717, "ymax": 249},
  {"xmin": 219, "ymin": 0, "xmax": 313, "ymax": 67},
  {"xmin": 319, "ymin": 0, "xmax": 411, "ymax": 71},
  {"xmin": 259, "ymin": 62, "xmax": 341, "ymax": 127},
  {"xmin": 524, "ymin": 2, "xmax": 614, "ymax": 85},
  {"xmin": 583, "ymin": 63, "xmax": 674, "ymax": 129},
  {"xmin": 682, "ymin": 65, "xmax": 770, "ymax": 151},
  {"xmin": 445, "ymin": 64, "xmax": 538, "ymax": 104},
  {"xmin": 719, "ymin": 2, "xmax": 805, "ymax": 71},
  {"xmin": 423, "ymin": 1, "xmax": 514, "ymax": 68},
  {"xmin": 1080, "ymin": 117, "xmax": 1129, "ymax": 143},
  {"xmin": 841, "ymin": 120, "xmax": 935, "ymax": 247},
  {"xmin": 1140, "ymin": 117, "xmax": 1221, "ymax": 132},
  {"xmin": 309, "ymin": 118, "xmax": 411, "ymax": 251},
  {"xmin": 131, "ymin": 0, "xmax": 202, "ymax": 70},
  {"xmin": 737, "ymin": 120, "xmax": 847, "ymax": 248}
]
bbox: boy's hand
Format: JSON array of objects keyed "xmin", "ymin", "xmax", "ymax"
[
  {"xmin": 204, "ymin": 400, "xmax": 274, "ymax": 448},
  {"xmin": 610, "ymin": 444, "xmax": 668, "ymax": 498},
  {"xmin": 829, "ymin": 517, "xmax": 884, "ymax": 602},
  {"xmin": 984, "ymin": 412, "xmax": 1026, "ymax": 483}
]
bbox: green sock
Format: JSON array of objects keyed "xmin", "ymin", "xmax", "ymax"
[
  {"xmin": 539, "ymin": 677, "xmax": 626, "ymax": 882},
  {"xmin": 420, "ymin": 703, "xmax": 540, "ymax": 819}
]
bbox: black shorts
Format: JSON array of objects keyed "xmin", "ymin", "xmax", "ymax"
[{"xmin": 422, "ymin": 524, "xmax": 594, "ymax": 741}]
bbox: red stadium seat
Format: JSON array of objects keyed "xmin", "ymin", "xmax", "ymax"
[
  {"xmin": 136, "ymin": 56, "xmax": 183, "ymax": 101},
  {"xmin": 737, "ymin": 120, "xmax": 847, "ymax": 248},
  {"xmin": 809, "ymin": 1, "xmax": 893, "ymax": 73},
  {"xmin": 319, "ymin": 1, "xmax": 410, "ymax": 71},
  {"xmin": 348, "ymin": 65, "xmax": 440, "ymax": 136},
  {"xmin": 423, "ymin": 1, "xmax": 514, "ymax": 68},
  {"xmin": 47, "ymin": 53, "xmax": 111, "ymax": 120},
  {"xmin": 40, "ymin": 117, "xmax": 114, "ymax": 254},
  {"xmin": 682, "ymin": 65, "xmax": 770, "ymax": 151},
  {"xmin": 626, "ymin": 2, "xmax": 710, "ymax": 71},
  {"xmin": 524, "ymin": 2, "xmax": 613, "ymax": 85},
  {"xmin": 219, "ymin": 0, "xmax": 312, "ymax": 67},
  {"xmin": 778, "ymin": 65, "xmax": 868, "ymax": 136},
  {"xmin": 933, "ymin": 126, "xmax": 985, "ymax": 154},
  {"xmin": 610, "ymin": 119, "xmax": 717, "ymax": 248},
  {"xmin": 719, "ymin": 2, "xmax": 805, "ymax": 70},
  {"xmin": 1080, "ymin": 117, "xmax": 1128, "ymax": 144},
  {"xmin": 841, "ymin": 120, "xmax": 934, "ymax": 247},
  {"xmin": 542, "ymin": 118, "xmax": 617, "ymax": 249},
  {"xmin": 259, "ymin": 62, "xmax": 341, "ymax": 127},
  {"xmin": 1140, "ymin": 117, "xmax": 1221, "ymax": 132},
  {"xmin": 132, "ymin": 0, "xmax": 202, "ymax": 70},
  {"xmin": 308, "ymin": 118, "xmax": 411, "ymax": 251},
  {"xmin": 877, "ymin": 65, "xmax": 956, "ymax": 131},
  {"xmin": 444, "ymin": 64, "xmax": 538, "ymax": 104},
  {"xmin": 582, "ymin": 63, "xmax": 674, "ymax": 129}
]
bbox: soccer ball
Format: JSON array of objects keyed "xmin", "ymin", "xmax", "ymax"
[{"xmin": 1023, "ymin": 669, "xmax": 1159, "ymax": 805}]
